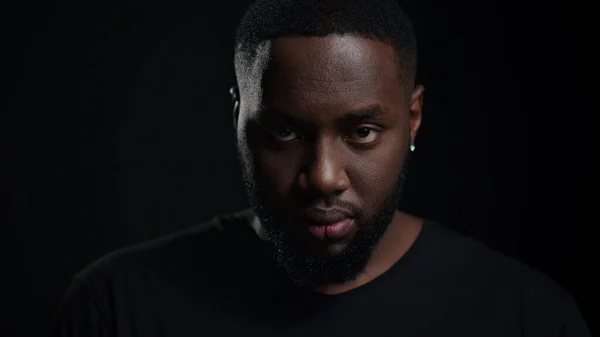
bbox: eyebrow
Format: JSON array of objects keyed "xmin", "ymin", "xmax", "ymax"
[
  {"xmin": 339, "ymin": 104, "xmax": 387, "ymax": 123},
  {"xmin": 257, "ymin": 104, "xmax": 388, "ymax": 126}
]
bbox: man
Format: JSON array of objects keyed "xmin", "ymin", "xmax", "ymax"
[{"xmin": 51, "ymin": 0, "xmax": 591, "ymax": 336}]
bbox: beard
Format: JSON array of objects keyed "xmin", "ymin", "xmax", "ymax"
[{"xmin": 237, "ymin": 143, "xmax": 411, "ymax": 289}]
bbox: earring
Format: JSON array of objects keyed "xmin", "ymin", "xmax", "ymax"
[{"xmin": 410, "ymin": 144, "xmax": 416, "ymax": 152}]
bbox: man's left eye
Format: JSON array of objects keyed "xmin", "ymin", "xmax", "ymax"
[{"xmin": 348, "ymin": 127, "xmax": 379, "ymax": 144}]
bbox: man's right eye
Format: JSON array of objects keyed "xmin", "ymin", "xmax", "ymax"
[{"xmin": 269, "ymin": 127, "xmax": 299, "ymax": 141}]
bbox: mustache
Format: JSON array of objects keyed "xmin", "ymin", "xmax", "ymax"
[{"xmin": 302, "ymin": 198, "xmax": 361, "ymax": 216}]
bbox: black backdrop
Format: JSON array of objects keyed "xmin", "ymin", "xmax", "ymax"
[{"xmin": 4, "ymin": 0, "xmax": 595, "ymax": 336}]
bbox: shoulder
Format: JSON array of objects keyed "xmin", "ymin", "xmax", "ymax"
[
  {"xmin": 62, "ymin": 208, "xmax": 258, "ymax": 304},
  {"xmin": 79, "ymin": 209, "xmax": 245, "ymax": 269},
  {"xmin": 425, "ymin": 220, "xmax": 560, "ymax": 287},
  {"xmin": 427, "ymin": 221, "xmax": 590, "ymax": 335},
  {"xmin": 51, "ymin": 208, "xmax": 258, "ymax": 335}
]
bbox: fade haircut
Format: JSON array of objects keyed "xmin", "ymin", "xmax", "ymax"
[{"xmin": 233, "ymin": 0, "xmax": 418, "ymax": 88}]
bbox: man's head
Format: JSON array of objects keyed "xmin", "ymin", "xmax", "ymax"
[{"xmin": 232, "ymin": 0, "xmax": 424, "ymax": 288}]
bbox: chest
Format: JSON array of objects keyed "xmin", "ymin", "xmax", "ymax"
[{"xmin": 113, "ymin": 281, "xmax": 525, "ymax": 337}]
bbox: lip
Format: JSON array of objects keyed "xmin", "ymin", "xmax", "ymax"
[
  {"xmin": 306, "ymin": 218, "xmax": 354, "ymax": 240},
  {"xmin": 302, "ymin": 208, "xmax": 355, "ymax": 240}
]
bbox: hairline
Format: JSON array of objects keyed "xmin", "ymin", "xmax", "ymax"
[{"xmin": 234, "ymin": 33, "xmax": 416, "ymax": 94}]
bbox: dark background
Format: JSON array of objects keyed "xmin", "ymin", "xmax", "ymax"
[{"xmin": 4, "ymin": 0, "xmax": 594, "ymax": 336}]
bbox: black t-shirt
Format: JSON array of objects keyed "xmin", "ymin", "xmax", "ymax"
[{"xmin": 50, "ymin": 209, "xmax": 591, "ymax": 336}]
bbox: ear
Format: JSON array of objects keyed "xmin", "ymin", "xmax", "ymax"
[
  {"xmin": 408, "ymin": 84, "xmax": 425, "ymax": 146},
  {"xmin": 230, "ymin": 85, "xmax": 240, "ymax": 130}
]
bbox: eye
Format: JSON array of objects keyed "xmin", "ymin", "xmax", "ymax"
[
  {"xmin": 348, "ymin": 127, "xmax": 380, "ymax": 144},
  {"xmin": 269, "ymin": 126, "xmax": 299, "ymax": 142}
]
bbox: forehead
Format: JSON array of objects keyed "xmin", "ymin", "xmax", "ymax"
[
  {"xmin": 240, "ymin": 35, "xmax": 408, "ymax": 116},
  {"xmin": 269, "ymin": 34, "xmax": 398, "ymax": 88}
]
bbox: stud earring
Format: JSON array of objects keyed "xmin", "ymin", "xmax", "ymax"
[{"xmin": 410, "ymin": 144, "xmax": 416, "ymax": 152}]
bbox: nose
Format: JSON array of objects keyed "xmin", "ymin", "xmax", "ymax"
[{"xmin": 297, "ymin": 140, "xmax": 350, "ymax": 196}]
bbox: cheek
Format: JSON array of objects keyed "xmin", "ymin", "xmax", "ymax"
[
  {"xmin": 243, "ymin": 121, "xmax": 303, "ymax": 200},
  {"xmin": 253, "ymin": 148, "xmax": 301, "ymax": 200},
  {"xmin": 350, "ymin": 146, "xmax": 406, "ymax": 209}
]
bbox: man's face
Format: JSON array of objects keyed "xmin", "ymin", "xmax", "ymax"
[{"xmin": 235, "ymin": 35, "xmax": 422, "ymax": 287}]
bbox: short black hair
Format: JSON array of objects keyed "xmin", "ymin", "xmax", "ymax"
[{"xmin": 234, "ymin": 0, "xmax": 418, "ymax": 84}]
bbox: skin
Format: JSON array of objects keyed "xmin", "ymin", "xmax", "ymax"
[{"xmin": 234, "ymin": 34, "xmax": 425, "ymax": 294}]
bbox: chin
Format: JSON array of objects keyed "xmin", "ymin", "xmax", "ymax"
[{"xmin": 323, "ymin": 241, "xmax": 352, "ymax": 255}]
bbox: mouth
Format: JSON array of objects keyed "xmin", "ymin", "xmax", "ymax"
[
  {"xmin": 301, "ymin": 208, "xmax": 356, "ymax": 240},
  {"xmin": 306, "ymin": 218, "xmax": 354, "ymax": 240}
]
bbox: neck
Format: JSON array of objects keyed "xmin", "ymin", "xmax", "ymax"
[
  {"xmin": 315, "ymin": 210, "xmax": 423, "ymax": 295},
  {"xmin": 251, "ymin": 210, "xmax": 423, "ymax": 295}
]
